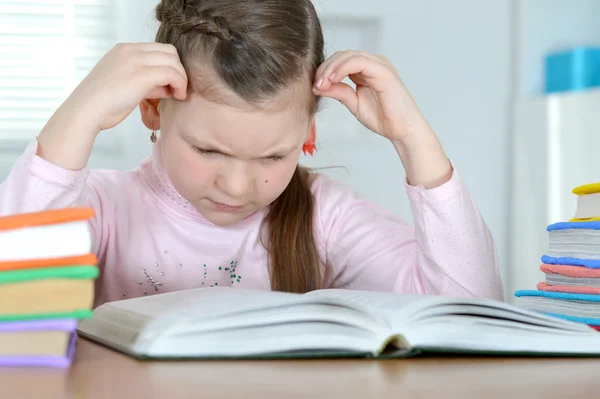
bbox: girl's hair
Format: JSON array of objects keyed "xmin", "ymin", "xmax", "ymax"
[{"xmin": 155, "ymin": 0, "xmax": 325, "ymax": 293}]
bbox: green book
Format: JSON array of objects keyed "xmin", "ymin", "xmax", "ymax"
[
  {"xmin": 0, "ymin": 265, "xmax": 98, "ymax": 285},
  {"xmin": 0, "ymin": 266, "xmax": 98, "ymax": 322},
  {"xmin": 0, "ymin": 310, "xmax": 94, "ymax": 322}
]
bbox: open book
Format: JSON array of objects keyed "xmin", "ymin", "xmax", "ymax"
[{"xmin": 77, "ymin": 287, "xmax": 600, "ymax": 359}]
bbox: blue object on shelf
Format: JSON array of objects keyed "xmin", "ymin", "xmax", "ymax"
[{"xmin": 545, "ymin": 47, "xmax": 600, "ymax": 93}]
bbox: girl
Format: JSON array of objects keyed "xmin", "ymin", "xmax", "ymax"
[{"xmin": 0, "ymin": 0, "xmax": 503, "ymax": 305}]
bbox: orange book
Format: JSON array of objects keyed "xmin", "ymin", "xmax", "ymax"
[
  {"xmin": 0, "ymin": 254, "xmax": 98, "ymax": 272},
  {"xmin": 0, "ymin": 208, "xmax": 95, "ymax": 262},
  {"xmin": 0, "ymin": 208, "xmax": 94, "ymax": 231}
]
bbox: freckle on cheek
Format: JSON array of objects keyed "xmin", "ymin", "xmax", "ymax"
[{"xmin": 265, "ymin": 180, "xmax": 269, "ymax": 184}]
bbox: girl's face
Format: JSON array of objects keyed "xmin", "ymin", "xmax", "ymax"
[{"xmin": 155, "ymin": 90, "xmax": 313, "ymax": 226}]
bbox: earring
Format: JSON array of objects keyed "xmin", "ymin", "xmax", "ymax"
[
  {"xmin": 150, "ymin": 130, "xmax": 157, "ymax": 143},
  {"xmin": 302, "ymin": 125, "xmax": 317, "ymax": 156}
]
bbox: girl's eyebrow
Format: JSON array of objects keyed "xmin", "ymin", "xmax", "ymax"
[
  {"xmin": 187, "ymin": 136, "xmax": 298, "ymax": 158},
  {"xmin": 263, "ymin": 144, "xmax": 298, "ymax": 156},
  {"xmin": 185, "ymin": 135, "xmax": 233, "ymax": 156}
]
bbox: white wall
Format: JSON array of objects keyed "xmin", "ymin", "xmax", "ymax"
[{"xmin": 0, "ymin": 1, "xmax": 515, "ymax": 296}]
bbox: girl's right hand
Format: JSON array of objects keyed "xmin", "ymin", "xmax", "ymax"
[
  {"xmin": 67, "ymin": 42, "xmax": 188, "ymax": 133},
  {"xmin": 37, "ymin": 42, "xmax": 188, "ymax": 170}
]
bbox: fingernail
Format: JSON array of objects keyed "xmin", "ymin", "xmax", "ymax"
[
  {"xmin": 329, "ymin": 73, "xmax": 336, "ymax": 80},
  {"xmin": 316, "ymin": 78, "xmax": 323, "ymax": 88}
]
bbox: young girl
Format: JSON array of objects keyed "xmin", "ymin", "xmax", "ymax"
[{"xmin": 0, "ymin": 0, "xmax": 503, "ymax": 305}]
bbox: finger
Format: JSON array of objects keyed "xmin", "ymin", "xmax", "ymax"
[
  {"xmin": 146, "ymin": 86, "xmax": 173, "ymax": 99},
  {"xmin": 140, "ymin": 51, "xmax": 188, "ymax": 87},
  {"xmin": 316, "ymin": 52, "xmax": 366, "ymax": 92},
  {"xmin": 319, "ymin": 51, "xmax": 356, "ymax": 83},
  {"xmin": 315, "ymin": 51, "xmax": 385, "ymax": 90},
  {"xmin": 147, "ymin": 66, "xmax": 188, "ymax": 100},
  {"xmin": 322, "ymin": 55, "xmax": 391, "ymax": 93},
  {"xmin": 136, "ymin": 42, "xmax": 179, "ymax": 56},
  {"xmin": 348, "ymin": 73, "xmax": 369, "ymax": 87},
  {"xmin": 314, "ymin": 51, "xmax": 350, "ymax": 88},
  {"xmin": 314, "ymin": 82, "xmax": 359, "ymax": 116}
]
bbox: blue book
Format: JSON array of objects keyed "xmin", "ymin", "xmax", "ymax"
[
  {"xmin": 515, "ymin": 290, "xmax": 600, "ymax": 326},
  {"xmin": 543, "ymin": 221, "xmax": 600, "ymax": 268}
]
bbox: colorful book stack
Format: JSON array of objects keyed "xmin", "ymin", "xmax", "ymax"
[
  {"xmin": 515, "ymin": 183, "xmax": 600, "ymax": 330},
  {"xmin": 0, "ymin": 208, "xmax": 98, "ymax": 367}
]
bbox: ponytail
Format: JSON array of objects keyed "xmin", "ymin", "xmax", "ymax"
[{"xmin": 263, "ymin": 166, "xmax": 321, "ymax": 293}]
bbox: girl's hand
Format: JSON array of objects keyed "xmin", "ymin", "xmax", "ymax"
[
  {"xmin": 37, "ymin": 42, "xmax": 188, "ymax": 171},
  {"xmin": 312, "ymin": 51, "xmax": 426, "ymax": 142},
  {"xmin": 66, "ymin": 42, "xmax": 188, "ymax": 133},
  {"xmin": 313, "ymin": 50, "xmax": 452, "ymax": 188}
]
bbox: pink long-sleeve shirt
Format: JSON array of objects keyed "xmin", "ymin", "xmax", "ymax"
[{"xmin": 0, "ymin": 138, "xmax": 504, "ymax": 306}]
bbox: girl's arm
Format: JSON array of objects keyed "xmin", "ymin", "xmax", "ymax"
[
  {"xmin": 313, "ymin": 51, "xmax": 503, "ymax": 300},
  {"xmin": 0, "ymin": 42, "xmax": 186, "ymax": 212},
  {"xmin": 313, "ymin": 169, "xmax": 504, "ymax": 301},
  {"xmin": 0, "ymin": 43, "xmax": 188, "ymax": 258},
  {"xmin": 37, "ymin": 42, "xmax": 187, "ymax": 170},
  {"xmin": 0, "ymin": 138, "xmax": 106, "ymax": 255}
]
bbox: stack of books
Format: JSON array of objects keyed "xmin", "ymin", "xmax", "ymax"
[
  {"xmin": 0, "ymin": 208, "xmax": 98, "ymax": 367},
  {"xmin": 515, "ymin": 183, "xmax": 600, "ymax": 330}
]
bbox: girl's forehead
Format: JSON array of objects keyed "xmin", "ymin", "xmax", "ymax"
[
  {"xmin": 168, "ymin": 93, "xmax": 309, "ymax": 155},
  {"xmin": 171, "ymin": 90, "xmax": 311, "ymax": 130},
  {"xmin": 185, "ymin": 66, "xmax": 315, "ymax": 119}
]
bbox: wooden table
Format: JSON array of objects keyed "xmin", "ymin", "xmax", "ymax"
[{"xmin": 3, "ymin": 338, "xmax": 600, "ymax": 398}]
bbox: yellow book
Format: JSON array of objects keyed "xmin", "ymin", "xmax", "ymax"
[
  {"xmin": 571, "ymin": 183, "xmax": 600, "ymax": 220},
  {"xmin": 573, "ymin": 183, "xmax": 600, "ymax": 195},
  {"xmin": 569, "ymin": 217, "xmax": 600, "ymax": 222}
]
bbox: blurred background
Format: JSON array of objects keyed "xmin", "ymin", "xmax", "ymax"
[{"xmin": 1, "ymin": 0, "xmax": 599, "ymax": 303}]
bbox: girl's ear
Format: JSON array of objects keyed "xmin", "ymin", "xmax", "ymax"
[{"xmin": 139, "ymin": 99, "xmax": 161, "ymax": 130}]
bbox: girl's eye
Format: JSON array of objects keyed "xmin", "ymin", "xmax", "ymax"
[
  {"xmin": 193, "ymin": 147, "xmax": 218, "ymax": 156},
  {"xmin": 193, "ymin": 145, "xmax": 284, "ymax": 162}
]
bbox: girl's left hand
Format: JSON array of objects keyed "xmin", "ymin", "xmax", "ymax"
[{"xmin": 312, "ymin": 51, "xmax": 427, "ymax": 142}]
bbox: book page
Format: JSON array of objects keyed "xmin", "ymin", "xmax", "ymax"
[
  {"xmin": 106, "ymin": 287, "xmax": 305, "ymax": 321},
  {"xmin": 403, "ymin": 313, "xmax": 600, "ymax": 355},
  {"xmin": 150, "ymin": 320, "xmax": 384, "ymax": 358},
  {"xmin": 0, "ymin": 221, "xmax": 91, "ymax": 261},
  {"xmin": 169, "ymin": 302, "xmax": 385, "ymax": 337},
  {"xmin": 79, "ymin": 288, "xmax": 308, "ymax": 349},
  {"xmin": 81, "ymin": 287, "xmax": 390, "ymax": 357},
  {"xmin": 302, "ymin": 289, "xmax": 556, "ymax": 333},
  {"xmin": 303, "ymin": 289, "xmax": 428, "ymax": 317}
]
